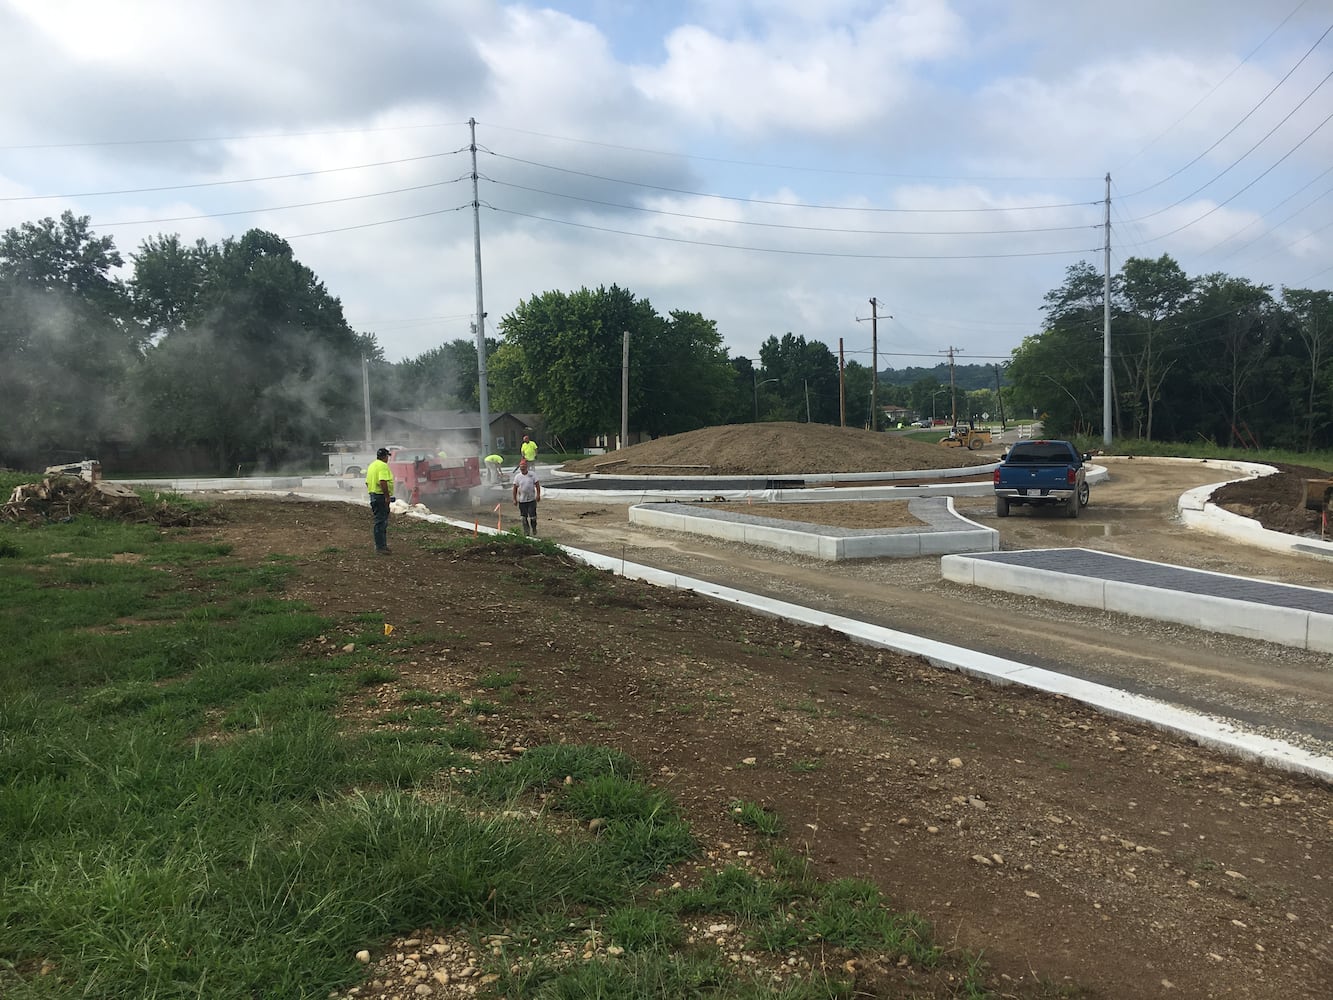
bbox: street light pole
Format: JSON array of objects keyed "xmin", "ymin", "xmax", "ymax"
[{"xmin": 753, "ymin": 373, "xmax": 778, "ymax": 422}]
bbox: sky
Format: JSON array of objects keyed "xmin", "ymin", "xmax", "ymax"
[{"xmin": 2, "ymin": 0, "xmax": 1331, "ymax": 374}]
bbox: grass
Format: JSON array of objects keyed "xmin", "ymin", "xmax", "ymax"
[{"xmin": 0, "ymin": 498, "xmax": 1050, "ymax": 999}]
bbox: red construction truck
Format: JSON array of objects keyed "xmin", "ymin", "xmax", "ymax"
[{"xmin": 387, "ymin": 448, "xmax": 481, "ymax": 505}]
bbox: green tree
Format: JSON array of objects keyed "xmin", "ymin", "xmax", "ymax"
[
  {"xmin": 132, "ymin": 229, "xmax": 362, "ymax": 471},
  {"xmin": 1117, "ymin": 255, "xmax": 1193, "ymax": 440},
  {"xmin": 498, "ymin": 286, "xmax": 736, "ymax": 442},
  {"xmin": 0, "ymin": 212, "xmax": 137, "ymax": 462},
  {"xmin": 756, "ymin": 333, "xmax": 839, "ymax": 424},
  {"xmin": 1281, "ymin": 288, "xmax": 1333, "ymax": 450}
]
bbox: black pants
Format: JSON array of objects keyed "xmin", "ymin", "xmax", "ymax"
[
  {"xmin": 370, "ymin": 494, "xmax": 390, "ymax": 550},
  {"xmin": 518, "ymin": 499, "xmax": 538, "ymax": 535}
]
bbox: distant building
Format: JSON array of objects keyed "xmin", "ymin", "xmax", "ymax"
[{"xmin": 377, "ymin": 410, "xmax": 542, "ymax": 456}]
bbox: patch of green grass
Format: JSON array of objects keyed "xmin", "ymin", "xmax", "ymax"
[
  {"xmin": 0, "ymin": 499, "xmax": 1073, "ymax": 1000},
  {"xmin": 355, "ymin": 667, "xmax": 398, "ymax": 686},
  {"xmin": 791, "ymin": 759, "xmax": 822, "ymax": 774},
  {"xmin": 730, "ymin": 799, "xmax": 783, "ymax": 837},
  {"xmin": 478, "ymin": 669, "xmax": 520, "ymax": 689}
]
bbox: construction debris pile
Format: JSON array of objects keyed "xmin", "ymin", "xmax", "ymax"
[{"xmin": 2, "ymin": 474, "xmax": 223, "ymax": 527}]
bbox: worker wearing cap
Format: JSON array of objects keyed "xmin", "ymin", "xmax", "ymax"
[
  {"xmin": 511, "ymin": 458, "xmax": 541, "ymax": 536},
  {"xmin": 365, "ymin": 448, "xmax": 396, "ymax": 554}
]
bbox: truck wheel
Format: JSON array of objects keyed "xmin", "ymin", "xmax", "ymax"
[
  {"xmin": 968, "ymin": 437, "xmax": 984, "ymax": 450},
  {"xmin": 1078, "ymin": 481, "xmax": 1090, "ymax": 507},
  {"xmin": 1066, "ymin": 495, "xmax": 1080, "ymax": 518},
  {"xmin": 346, "ymin": 466, "xmax": 361, "ymax": 478},
  {"xmin": 996, "ymin": 496, "xmax": 1010, "ymax": 518}
]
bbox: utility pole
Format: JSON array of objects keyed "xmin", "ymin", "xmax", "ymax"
[
  {"xmin": 620, "ymin": 330, "xmax": 629, "ymax": 450},
  {"xmin": 942, "ymin": 346, "xmax": 961, "ymax": 425},
  {"xmin": 869, "ymin": 297, "xmax": 878, "ymax": 431},
  {"xmin": 994, "ymin": 363, "xmax": 1007, "ymax": 430},
  {"xmin": 857, "ymin": 299, "xmax": 892, "ymax": 431},
  {"xmin": 1102, "ymin": 172, "xmax": 1113, "ymax": 447},
  {"xmin": 361, "ymin": 356, "xmax": 372, "ymax": 445},
  {"xmin": 838, "ymin": 338, "xmax": 846, "ymax": 427},
  {"xmin": 469, "ymin": 118, "xmax": 491, "ymax": 458}
]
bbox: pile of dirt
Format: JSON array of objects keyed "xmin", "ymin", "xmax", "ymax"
[
  {"xmin": 2, "ymin": 475, "xmax": 224, "ymax": 527},
  {"xmin": 558, "ymin": 422, "xmax": 996, "ymax": 476},
  {"xmin": 1210, "ymin": 461, "xmax": 1330, "ymax": 536}
]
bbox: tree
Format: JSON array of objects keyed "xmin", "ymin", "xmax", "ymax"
[
  {"xmin": 1116, "ymin": 255, "xmax": 1192, "ymax": 440},
  {"xmin": 756, "ymin": 333, "xmax": 839, "ymax": 424},
  {"xmin": 498, "ymin": 285, "xmax": 736, "ymax": 443},
  {"xmin": 0, "ymin": 213, "xmax": 137, "ymax": 463},
  {"xmin": 1282, "ymin": 288, "xmax": 1333, "ymax": 450},
  {"xmin": 133, "ymin": 229, "xmax": 363, "ymax": 471},
  {"xmin": 633, "ymin": 310, "xmax": 736, "ymax": 436}
]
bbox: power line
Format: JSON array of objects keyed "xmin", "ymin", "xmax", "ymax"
[
  {"xmin": 484, "ymin": 176, "xmax": 1099, "ymax": 238},
  {"xmin": 0, "ymin": 150, "xmax": 466, "ymax": 202},
  {"xmin": 0, "ymin": 121, "xmax": 469, "ymax": 152},
  {"xmin": 1119, "ymin": 14, "xmax": 1327, "ymax": 200},
  {"xmin": 92, "ymin": 178, "xmax": 466, "ymax": 228},
  {"xmin": 486, "ymin": 151, "xmax": 1098, "ymax": 215},
  {"xmin": 485, "ymin": 204, "xmax": 1101, "ymax": 261}
]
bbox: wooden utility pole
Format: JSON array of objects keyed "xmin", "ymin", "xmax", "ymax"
[
  {"xmin": 857, "ymin": 299, "xmax": 891, "ymax": 431},
  {"xmin": 942, "ymin": 346, "xmax": 961, "ymax": 425}
]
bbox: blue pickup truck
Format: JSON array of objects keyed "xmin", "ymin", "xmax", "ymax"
[{"xmin": 993, "ymin": 440, "xmax": 1092, "ymax": 519}]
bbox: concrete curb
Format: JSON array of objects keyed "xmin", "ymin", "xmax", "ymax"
[
  {"xmin": 629, "ymin": 496, "xmax": 999, "ymax": 560},
  {"xmin": 941, "ymin": 548, "xmax": 1333, "ymax": 654},
  {"xmin": 408, "ymin": 508, "xmax": 1333, "ymax": 785}
]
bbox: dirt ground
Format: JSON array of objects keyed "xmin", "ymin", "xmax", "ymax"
[
  {"xmin": 168, "ymin": 425, "xmax": 1333, "ymax": 1000},
  {"xmin": 559, "ymin": 422, "xmax": 998, "ymax": 476}
]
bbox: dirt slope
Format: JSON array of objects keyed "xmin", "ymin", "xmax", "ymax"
[{"xmin": 559, "ymin": 422, "xmax": 997, "ymax": 475}]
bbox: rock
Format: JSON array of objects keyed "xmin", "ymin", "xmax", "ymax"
[
  {"xmin": 948, "ymin": 757, "xmax": 963, "ymax": 768},
  {"xmin": 343, "ymin": 643, "xmax": 356, "ymax": 654},
  {"xmin": 355, "ymin": 950, "xmax": 371, "ymax": 964}
]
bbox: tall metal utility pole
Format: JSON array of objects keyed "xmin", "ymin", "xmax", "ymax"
[
  {"xmin": 869, "ymin": 298, "xmax": 878, "ymax": 431},
  {"xmin": 361, "ymin": 356, "xmax": 372, "ymax": 444},
  {"xmin": 838, "ymin": 338, "xmax": 846, "ymax": 427},
  {"xmin": 620, "ymin": 330, "xmax": 629, "ymax": 450},
  {"xmin": 469, "ymin": 118, "xmax": 491, "ymax": 458},
  {"xmin": 1102, "ymin": 173, "xmax": 1113, "ymax": 447}
]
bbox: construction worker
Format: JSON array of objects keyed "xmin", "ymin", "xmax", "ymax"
[
  {"xmin": 511, "ymin": 458, "xmax": 541, "ymax": 536},
  {"xmin": 484, "ymin": 453, "xmax": 504, "ymax": 484},
  {"xmin": 520, "ymin": 434, "xmax": 538, "ymax": 467},
  {"xmin": 365, "ymin": 447, "xmax": 395, "ymax": 554}
]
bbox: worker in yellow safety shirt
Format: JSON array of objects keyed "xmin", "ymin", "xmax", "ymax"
[
  {"xmin": 365, "ymin": 448, "xmax": 395, "ymax": 554},
  {"xmin": 484, "ymin": 454, "xmax": 504, "ymax": 483},
  {"xmin": 519, "ymin": 434, "xmax": 537, "ymax": 468}
]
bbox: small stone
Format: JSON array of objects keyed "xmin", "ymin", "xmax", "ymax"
[
  {"xmin": 355, "ymin": 950, "xmax": 371, "ymax": 964},
  {"xmin": 948, "ymin": 757, "xmax": 963, "ymax": 768},
  {"xmin": 926, "ymin": 825, "xmax": 940, "ymax": 834},
  {"xmin": 742, "ymin": 757, "xmax": 757, "ymax": 766},
  {"xmin": 971, "ymin": 854, "xmax": 993, "ymax": 866},
  {"xmin": 1024, "ymin": 890, "xmax": 1040, "ymax": 898},
  {"xmin": 1225, "ymin": 870, "xmax": 1246, "ymax": 880},
  {"xmin": 343, "ymin": 643, "xmax": 356, "ymax": 653}
]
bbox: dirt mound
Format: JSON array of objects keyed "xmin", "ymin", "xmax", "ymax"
[
  {"xmin": 559, "ymin": 422, "xmax": 996, "ymax": 476},
  {"xmin": 1211, "ymin": 462, "xmax": 1329, "ymax": 536},
  {"xmin": 2, "ymin": 475, "xmax": 225, "ymax": 527}
]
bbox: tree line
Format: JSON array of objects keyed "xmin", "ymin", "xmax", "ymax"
[
  {"xmin": 3, "ymin": 213, "xmax": 1329, "ymax": 474},
  {"xmin": 1009, "ymin": 256, "xmax": 1333, "ymax": 448}
]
